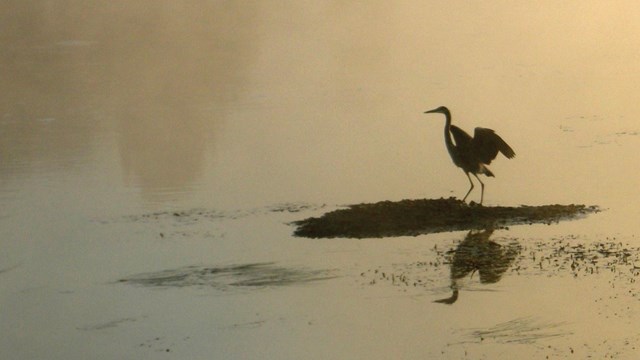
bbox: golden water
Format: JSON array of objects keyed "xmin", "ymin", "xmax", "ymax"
[{"xmin": 2, "ymin": 2, "xmax": 640, "ymax": 359}]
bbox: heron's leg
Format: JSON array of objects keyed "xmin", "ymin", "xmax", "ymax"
[
  {"xmin": 462, "ymin": 172, "xmax": 474, "ymax": 202},
  {"xmin": 472, "ymin": 173, "xmax": 485, "ymax": 205}
]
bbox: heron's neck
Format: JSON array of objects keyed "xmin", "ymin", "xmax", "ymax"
[{"xmin": 443, "ymin": 111, "xmax": 456, "ymax": 154}]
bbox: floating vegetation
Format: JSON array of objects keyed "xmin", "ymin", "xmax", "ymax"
[
  {"xmin": 117, "ymin": 202, "xmax": 327, "ymax": 225},
  {"xmin": 119, "ymin": 262, "xmax": 336, "ymax": 289},
  {"xmin": 293, "ymin": 198, "xmax": 599, "ymax": 238},
  {"xmin": 460, "ymin": 316, "xmax": 571, "ymax": 344},
  {"xmin": 514, "ymin": 236, "xmax": 640, "ymax": 283},
  {"xmin": 361, "ymin": 231, "xmax": 640, "ymax": 305}
]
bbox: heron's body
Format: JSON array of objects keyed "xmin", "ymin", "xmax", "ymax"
[{"xmin": 424, "ymin": 106, "xmax": 515, "ymax": 204}]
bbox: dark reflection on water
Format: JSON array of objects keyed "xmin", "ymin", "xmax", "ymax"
[
  {"xmin": 119, "ymin": 262, "xmax": 337, "ymax": 289},
  {"xmin": 435, "ymin": 228, "xmax": 520, "ymax": 304},
  {"xmin": 361, "ymin": 228, "xmax": 640, "ymax": 311},
  {"xmin": 0, "ymin": 1, "xmax": 260, "ymax": 201},
  {"xmin": 110, "ymin": 2, "xmax": 259, "ymax": 201}
]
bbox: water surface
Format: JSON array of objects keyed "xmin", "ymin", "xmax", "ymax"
[{"xmin": 1, "ymin": 1, "xmax": 640, "ymax": 359}]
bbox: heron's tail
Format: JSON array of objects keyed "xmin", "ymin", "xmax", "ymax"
[{"xmin": 479, "ymin": 164, "xmax": 494, "ymax": 177}]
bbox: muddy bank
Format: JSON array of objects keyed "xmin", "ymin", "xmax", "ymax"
[{"xmin": 293, "ymin": 198, "xmax": 599, "ymax": 238}]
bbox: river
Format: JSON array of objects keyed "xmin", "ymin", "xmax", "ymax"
[{"xmin": 1, "ymin": 1, "xmax": 640, "ymax": 359}]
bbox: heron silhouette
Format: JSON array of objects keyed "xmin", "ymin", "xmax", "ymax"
[{"xmin": 424, "ymin": 106, "xmax": 515, "ymax": 205}]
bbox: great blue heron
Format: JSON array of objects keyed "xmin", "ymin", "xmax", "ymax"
[{"xmin": 424, "ymin": 106, "xmax": 515, "ymax": 204}]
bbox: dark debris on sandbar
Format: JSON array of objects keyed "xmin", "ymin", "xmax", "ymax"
[{"xmin": 292, "ymin": 197, "xmax": 599, "ymax": 238}]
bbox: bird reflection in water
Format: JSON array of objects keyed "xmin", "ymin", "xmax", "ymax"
[{"xmin": 435, "ymin": 228, "xmax": 520, "ymax": 304}]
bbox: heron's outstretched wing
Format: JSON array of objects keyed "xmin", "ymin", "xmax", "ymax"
[
  {"xmin": 472, "ymin": 127, "xmax": 515, "ymax": 164},
  {"xmin": 449, "ymin": 125, "xmax": 473, "ymax": 148}
]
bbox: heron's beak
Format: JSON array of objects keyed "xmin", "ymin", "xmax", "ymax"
[{"xmin": 424, "ymin": 108, "xmax": 440, "ymax": 114}]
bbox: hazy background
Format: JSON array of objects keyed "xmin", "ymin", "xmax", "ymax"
[
  {"xmin": 2, "ymin": 1, "xmax": 640, "ymax": 359},
  {"xmin": 2, "ymin": 1, "xmax": 639, "ymax": 212}
]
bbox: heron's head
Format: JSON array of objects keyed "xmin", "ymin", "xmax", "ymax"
[{"xmin": 424, "ymin": 106, "xmax": 450, "ymax": 115}]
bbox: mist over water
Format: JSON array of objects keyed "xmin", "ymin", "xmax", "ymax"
[{"xmin": 2, "ymin": 2, "xmax": 640, "ymax": 359}]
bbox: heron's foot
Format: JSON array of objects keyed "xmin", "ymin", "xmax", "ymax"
[
  {"xmin": 433, "ymin": 289, "xmax": 459, "ymax": 305},
  {"xmin": 468, "ymin": 201, "xmax": 483, "ymax": 207}
]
